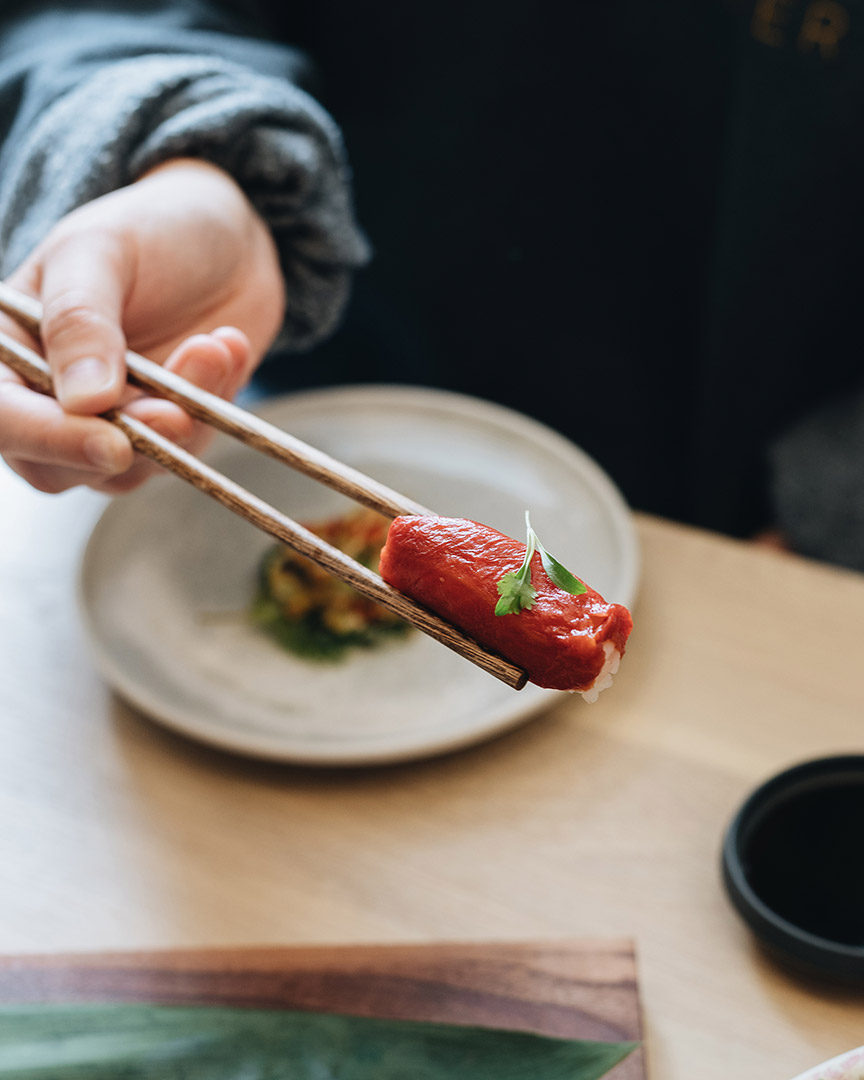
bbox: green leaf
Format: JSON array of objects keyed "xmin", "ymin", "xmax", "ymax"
[
  {"xmin": 494, "ymin": 512, "xmax": 586, "ymax": 616},
  {"xmin": 494, "ymin": 514, "xmax": 538, "ymax": 617},
  {"xmin": 536, "ymin": 547, "xmax": 587, "ymax": 596},
  {"xmin": 525, "ymin": 513, "xmax": 586, "ymax": 598},
  {"xmin": 495, "ymin": 570, "xmax": 538, "ymax": 616},
  {"xmin": 0, "ymin": 1003, "xmax": 638, "ymax": 1080}
]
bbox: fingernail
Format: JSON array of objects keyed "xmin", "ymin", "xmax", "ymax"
[
  {"xmin": 84, "ymin": 431, "xmax": 129, "ymax": 474},
  {"xmin": 59, "ymin": 357, "xmax": 113, "ymax": 403}
]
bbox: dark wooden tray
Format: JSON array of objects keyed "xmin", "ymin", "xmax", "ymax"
[{"xmin": 0, "ymin": 939, "xmax": 646, "ymax": 1079}]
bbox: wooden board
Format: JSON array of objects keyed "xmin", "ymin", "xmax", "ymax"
[{"xmin": 0, "ymin": 939, "xmax": 645, "ymax": 1078}]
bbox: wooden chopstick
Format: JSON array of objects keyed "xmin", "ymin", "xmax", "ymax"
[
  {"xmin": 0, "ymin": 282, "xmax": 429, "ymax": 521},
  {"xmin": 0, "ymin": 300, "xmax": 528, "ymax": 691}
]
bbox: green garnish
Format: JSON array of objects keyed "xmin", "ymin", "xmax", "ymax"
[
  {"xmin": 494, "ymin": 516, "xmax": 539, "ymax": 616},
  {"xmin": 495, "ymin": 512, "xmax": 587, "ymax": 616},
  {"xmin": 250, "ymin": 527, "xmax": 411, "ymax": 663}
]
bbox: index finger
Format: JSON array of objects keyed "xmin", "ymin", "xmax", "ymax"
[{"xmin": 38, "ymin": 229, "xmax": 130, "ymax": 415}]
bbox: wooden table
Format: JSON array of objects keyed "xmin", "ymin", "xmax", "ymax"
[{"xmin": 2, "ymin": 458, "xmax": 864, "ymax": 1080}]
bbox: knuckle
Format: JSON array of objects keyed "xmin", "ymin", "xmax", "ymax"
[{"xmin": 41, "ymin": 296, "xmax": 114, "ymax": 349}]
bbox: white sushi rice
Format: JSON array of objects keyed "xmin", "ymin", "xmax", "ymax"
[{"xmin": 579, "ymin": 641, "xmax": 621, "ymax": 704}]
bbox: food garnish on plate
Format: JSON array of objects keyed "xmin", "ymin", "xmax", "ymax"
[{"xmin": 251, "ymin": 507, "xmax": 411, "ymax": 660}]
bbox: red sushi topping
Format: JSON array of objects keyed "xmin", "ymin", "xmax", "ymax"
[{"xmin": 379, "ymin": 515, "xmax": 633, "ymax": 692}]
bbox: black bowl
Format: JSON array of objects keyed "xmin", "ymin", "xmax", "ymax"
[{"xmin": 722, "ymin": 755, "xmax": 864, "ymax": 984}]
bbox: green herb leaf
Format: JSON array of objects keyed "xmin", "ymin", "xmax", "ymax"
[
  {"xmin": 494, "ymin": 512, "xmax": 586, "ymax": 616},
  {"xmin": 494, "ymin": 517, "xmax": 538, "ymax": 616},
  {"xmin": 495, "ymin": 570, "xmax": 538, "ymax": 615},
  {"xmin": 0, "ymin": 1002, "xmax": 638, "ymax": 1080},
  {"xmin": 536, "ymin": 547, "xmax": 587, "ymax": 596}
]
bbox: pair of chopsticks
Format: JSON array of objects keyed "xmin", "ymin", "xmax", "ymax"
[{"xmin": 0, "ymin": 281, "xmax": 527, "ymax": 690}]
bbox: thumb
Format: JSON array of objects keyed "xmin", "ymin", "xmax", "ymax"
[{"xmin": 37, "ymin": 230, "xmax": 129, "ymax": 415}]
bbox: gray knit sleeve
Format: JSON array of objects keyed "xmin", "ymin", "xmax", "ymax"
[
  {"xmin": 769, "ymin": 391, "xmax": 864, "ymax": 573},
  {"xmin": 0, "ymin": 17, "xmax": 369, "ymax": 351}
]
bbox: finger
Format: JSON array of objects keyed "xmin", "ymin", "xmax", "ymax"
[
  {"xmin": 6, "ymin": 446, "xmax": 166, "ymax": 496},
  {"xmin": 3, "ymin": 456, "xmax": 116, "ymax": 495},
  {"xmin": 0, "ymin": 380, "xmax": 133, "ymax": 476},
  {"xmin": 95, "ymin": 404, "xmax": 225, "ymax": 494},
  {"xmin": 70, "ymin": 406, "xmax": 188, "ymax": 495},
  {"xmin": 75, "ymin": 332, "xmax": 237, "ymax": 491},
  {"xmin": 0, "ymin": 359, "xmax": 24, "ymax": 388},
  {"xmin": 0, "ymin": 268, "xmax": 42, "ymax": 356},
  {"xmin": 38, "ymin": 230, "xmax": 129, "ymax": 415},
  {"xmin": 211, "ymin": 326, "xmax": 253, "ymax": 396},
  {"xmin": 102, "ymin": 364, "xmax": 237, "ymax": 490},
  {"xmin": 123, "ymin": 395, "xmax": 197, "ymax": 443},
  {"xmin": 163, "ymin": 332, "xmax": 234, "ymax": 393},
  {"xmin": 95, "ymin": 396, "xmax": 201, "ymax": 491},
  {"xmin": 123, "ymin": 395, "xmax": 197, "ymax": 457},
  {"xmin": 158, "ymin": 333, "xmax": 235, "ymax": 454},
  {"xmin": 94, "ymin": 461, "xmax": 175, "ymax": 495},
  {"xmin": 14, "ymin": 331, "xmax": 252, "ymax": 495}
]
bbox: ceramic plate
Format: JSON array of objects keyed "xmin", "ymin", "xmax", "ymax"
[{"xmin": 78, "ymin": 385, "xmax": 639, "ymax": 766}]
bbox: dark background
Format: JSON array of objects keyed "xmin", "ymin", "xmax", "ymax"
[{"xmin": 248, "ymin": 0, "xmax": 864, "ymax": 539}]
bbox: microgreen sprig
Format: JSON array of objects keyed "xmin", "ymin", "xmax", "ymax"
[{"xmin": 494, "ymin": 512, "xmax": 587, "ymax": 616}]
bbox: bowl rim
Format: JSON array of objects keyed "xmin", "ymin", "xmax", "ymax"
[{"xmin": 722, "ymin": 753, "xmax": 864, "ymax": 980}]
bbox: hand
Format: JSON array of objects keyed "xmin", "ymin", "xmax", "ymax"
[{"xmin": 0, "ymin": 158, "xmax": 286, "ymax": 494}]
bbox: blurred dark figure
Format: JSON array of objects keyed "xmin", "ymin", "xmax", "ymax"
[{"xmin": 2, "ymin": 1, "xmax": 862, "ymax": 569}]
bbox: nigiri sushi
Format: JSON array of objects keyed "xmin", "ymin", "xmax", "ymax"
[{"xmin": 379, "ymin": 514, "xmax": 633, "ymax": 700}]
